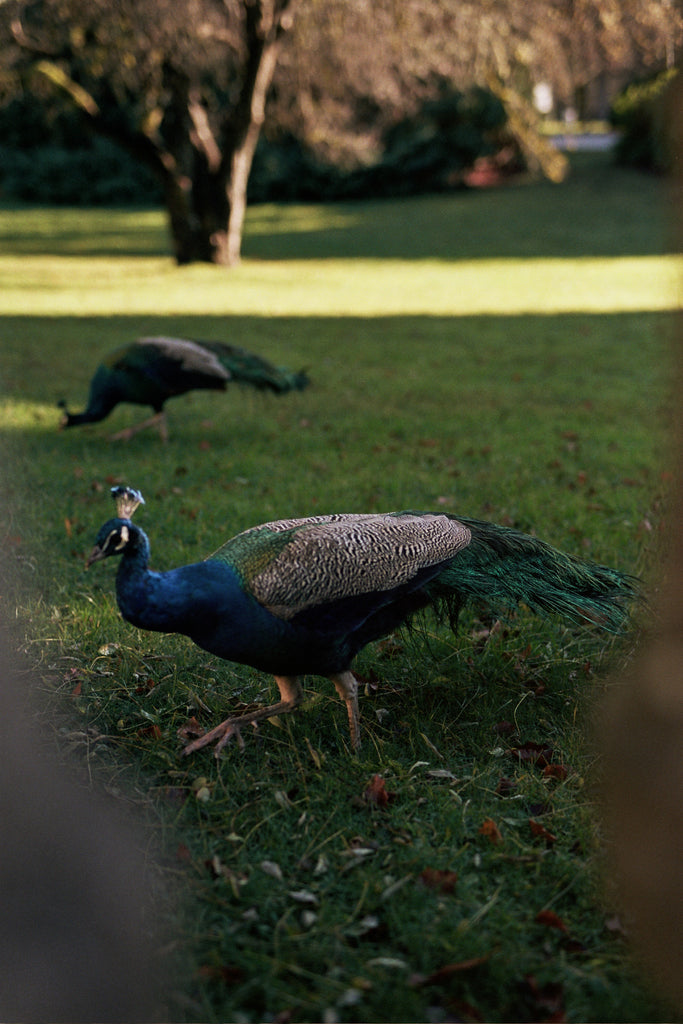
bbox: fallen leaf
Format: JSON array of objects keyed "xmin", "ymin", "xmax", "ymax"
[
  {"xmin": 260, "ymin": 860, "xmax": 283, "ymax": 881},
  {"xmin": 478, "ymin": 818, "xmax": 502, "ymax": 844},
  {"xmin": 495, "ymin": 776, "xmax": 517, "ymax": 797},
  {"xmin": 509, "ymin": 740, "xmax": 554, "ymax": 768},
  {"xmin": 288, "ymin": 889, "xmax": 318, "ymax": 905},
  {"xmin": 134, "ymin": 676, "xmax": 157, "ymax": 694},
  {"xmin": 205, "ymin": 856, "xmax": 247, "ymax": 886},
  {"xmin": 535, "ymin": 909, "xmax": 567, "ymax": 932},
  {"xmin": 409, "ymin": 954, "xmax": 489, "ymax": 987},
  {"xmin": 493, "ymin": 720, "xmax": 516, "ymax": 736},
  {"xmin": 363, "ymin": 774, "xmax": 396, "ymax": 806},
  {"xmin": 520, "ymin": 974, "xmax": 566, "ymax": 1021},
  {"xmin": 419, "ymin": 868, "xmax": 458, "ymax": 894},
  {"xmin": 177, "ymin": 716, "xmax": 204, "ymax": 740},
  {"xmin": 529, "ymin": 819, "xmax": 557, "ymax": 846},
  {"xmin": 98, "ymin": 642, "xmax": 121, "ymax": 656},
  {"xmin": 367, "ymin": 956, "xmax": 408, "ymax": 969},
  {"xmin": 543, "ymin": 763, "xmax": 568, "ymax": 781},
  {"xmin": 137, "ymin": 723, "xmax": 162, "ymax": 740}
]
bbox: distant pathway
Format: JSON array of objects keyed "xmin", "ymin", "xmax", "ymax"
[{"xmin": 550, "ymin": 132, "xmax": 619, "ymax": 151}]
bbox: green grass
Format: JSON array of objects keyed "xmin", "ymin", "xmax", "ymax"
[{"xmin": 0, "ymin": 151, "xmax": 679, "ymax": 1022}]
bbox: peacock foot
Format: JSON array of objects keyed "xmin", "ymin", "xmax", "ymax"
[
  {"xmin": 180, "ymin": 716, "xmax": 256, "ymax": 756},
  {"xmin": 109, "ymin": 411, "xmax": 168, "ymax": 442},
  {"xmin": 180, "ymin": 679, "xmax": 305, "ymax": 757}
]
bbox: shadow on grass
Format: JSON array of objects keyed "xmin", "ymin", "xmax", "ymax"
[
  {"xmin": 0, "ymin": 309, "xmax": 672, "ymax": 408},
  {"xmin": 0, "ymin": 153, "xmax": 669, "ymax": 262}
]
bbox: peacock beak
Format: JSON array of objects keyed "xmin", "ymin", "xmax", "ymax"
[{"xmin": 85, "ymin": 544, "xmax": 106, "ymax": 569}]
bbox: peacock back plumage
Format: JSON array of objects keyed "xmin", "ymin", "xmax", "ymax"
[{"xmin": 211, "ymin": 510, "xmax": 637, "ymax": 633}]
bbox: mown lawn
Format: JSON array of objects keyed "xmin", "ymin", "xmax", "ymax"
[{"xmin": 0, "ymin": 152, "xmax": 679, "ymax": 1022}]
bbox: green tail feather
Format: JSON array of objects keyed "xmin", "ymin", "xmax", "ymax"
[
  {"xmin": 430, "ymin": 516, "xmax": 640, "ymax": 632},
  {"xmin": 203, "ymin": 341, "xmax": 310, "ymax": 394}
]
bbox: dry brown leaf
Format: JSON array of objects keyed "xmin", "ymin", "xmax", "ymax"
[
  {"xmin": 535, "ymin": 909, "xmax": 567, "ymax": 932},
  {"xmin": 418, "ymin": 868, "xmax": 458, "ymax": 894},
  {"xmin": 478, "ymin": 818, "xmax": 502, "ymax": 844},
  {"xmin": 509, "ymin": 740, "xmax": 554, "ymax": 768},
  {"xmin": 543, "ymin": 763, "xmax": 568, "ymax": 781},
  {"xmin": 529, "ymin": 819, "xmax": 557, "ymax": 846},
  {"xmin": 177, "ymin": 716, "xmax": 204, "ymax": 740},
  {"xmin": 409, "ymin": 953, "xmax": 489, "ymax": 987},
  {"xmin": 363, "ymin": 774, "xmax": 396, "ymax": 806}
]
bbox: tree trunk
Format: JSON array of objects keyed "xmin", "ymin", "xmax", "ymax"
[
  {"xmin": 163, "ymin": 0, "xmax": 295, "ymax": 267},
  {"xmin": 161, "ymin": 162, "xmax": 232, "ymax": 266},
  {"xmin": 13, "ymin": 0, "xmax": 295, "ymax": 267},
  {"xmin": 220, "ymin": 0, "xmax": 294, "ymax": 267}
]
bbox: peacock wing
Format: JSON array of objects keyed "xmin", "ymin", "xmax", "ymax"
[
  {"xmin": 130, "ymin": 337, "xmax": 230, "ymax": 395},
  {"xmin": 209, "ymin": 512, "xmax": 472, "ymax": 620}
]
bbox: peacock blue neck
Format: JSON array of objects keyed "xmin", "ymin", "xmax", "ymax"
[
  {"xmin": 113, "ymin": 523, "xmax": 160, "ymax": 625},
  {"xmin": 112, "ymin": 525, "xmax": 285, "ymax": 668},
  {"xmin": 65, "ymin": 365, "xmax": 122, "ymax": 425}
]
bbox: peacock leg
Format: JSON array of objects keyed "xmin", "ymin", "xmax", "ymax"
[
  {"xmin": 109, "ymin": 411, "xmax": 168, "ymax": 442},
  {"xmin": 330, "ymin": 671, "xmax": 361, "ymax": 752},
  {"xmin": 181, "ymin": 675, "xmax": 305, "ymax": 756}
]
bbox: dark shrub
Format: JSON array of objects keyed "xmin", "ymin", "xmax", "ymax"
[{"xmin": 610, "ymin": 68, "xmax": 679, "ymax": 173}]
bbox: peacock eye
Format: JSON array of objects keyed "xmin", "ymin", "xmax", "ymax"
[
  {"xmin": 104, "ymin": 524, "xmax": 130, "ymax": 552},
  {"xmin": 114, "ymin": 524, "xmax": 130, "ymax": 550}
]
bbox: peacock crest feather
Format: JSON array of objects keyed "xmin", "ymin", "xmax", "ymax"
[{"xmin": 111, "ymin": 485, "xmax": 145, "ymax": 520}]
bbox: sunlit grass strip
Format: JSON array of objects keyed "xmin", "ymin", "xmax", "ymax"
[{"xmin": 0, "ymin": 254, "xmax": 680, "ymax": 316}]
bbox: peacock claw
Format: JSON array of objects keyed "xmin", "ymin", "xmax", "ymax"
[
  {"xmin": 182, "ymin": 716, "xmax": 262, "ymax": 757},
  {"xmin": 214, "ymin": 723, "xmax": 246, "ymax": 755}
]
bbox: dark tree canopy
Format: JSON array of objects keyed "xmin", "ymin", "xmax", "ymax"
[
  {"xmin": 1, "ymin": 0, "xmax": 680, "ymax": 265},
  {"xmin": 4, "ymin": 0, "xmax": 297, "ymax": 265},
  {"xmin": 272, "ymin": 0, "xmax": 682, "ymax": 177}
]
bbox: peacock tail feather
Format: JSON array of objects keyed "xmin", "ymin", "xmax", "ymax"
[
  {"xmin": 429, "ymin": 515, "xmax": 639, "ymax": 633},
  {"xmin": 201, "ymin": 340, "xmax": 310, "ymax": 393}
]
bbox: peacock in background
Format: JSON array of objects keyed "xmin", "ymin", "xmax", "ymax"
[
  {"xmin": 59, "ymin": 336, "xmax": 310, "ymax": 440},
  {"xmin": 86, "ymin": 486, "xmax": 640, "ymax": 756}
]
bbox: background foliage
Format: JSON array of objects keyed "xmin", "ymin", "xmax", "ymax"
[
  {"xmin": 1, "ymin": 0, "xmax": 680, "ymax": 243},
  {"xmin": 610, "ymin": 66, "xmax": 680, "ymax": 172}
]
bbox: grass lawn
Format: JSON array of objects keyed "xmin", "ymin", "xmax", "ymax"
[{"xmin": 0, "ymin": 151, "xmax": 679, "ymax": 1022}]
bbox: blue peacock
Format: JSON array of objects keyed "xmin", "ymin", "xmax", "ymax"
[
  {"xmin": 87, "ymin": 486, "xmax": 640, "ymax": 755},
  {"xmin": 59, "ymin": 336, "xmax": 309, "ymax": 441}
]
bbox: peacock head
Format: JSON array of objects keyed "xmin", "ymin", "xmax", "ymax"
[{"xmin": 86, "ymin": 486, "xmax": 146, "ymax": 567}]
